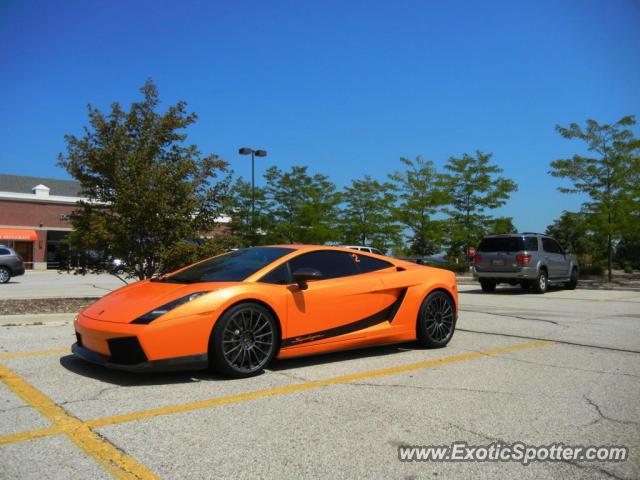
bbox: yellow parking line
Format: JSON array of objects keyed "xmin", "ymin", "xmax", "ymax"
[
  {"xmin": 0, "ymin": 364, "xmax": 159, "ymax": 480},
  {"xmin": 0, "ymin": 348, "xmax": 69, "ymax": 359},
  {"xmin": 0, "ymin": 426, "xmax": 62, "ymax": 445},
  {"xmin": 1, "ymin": 339, "xmax": 553, "ymax": 449},
  {"xmin": 87, "ymin": 340, "xmax": 554, "ymax": 428}
]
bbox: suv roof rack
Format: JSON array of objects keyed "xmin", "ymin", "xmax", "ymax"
[{"xmin": 520, "ymin": 232, "xmax": 546, "ymax": 236}]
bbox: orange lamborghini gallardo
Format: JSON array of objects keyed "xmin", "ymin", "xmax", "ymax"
[{"xmin": 73, "ymin": 246, "xmax": 458, "ymax": 377}]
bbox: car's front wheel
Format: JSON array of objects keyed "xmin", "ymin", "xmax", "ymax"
[
  {"xmin": 210, "ymin": 302, "xmax": 278, "ymax": 378},
  {"xmin": 417, "ymin": 291, "xmax": 456, "ymax": 348},
  {"xmin": 0, "ymin": 267, "xmax": 11, "ymax": 284}
]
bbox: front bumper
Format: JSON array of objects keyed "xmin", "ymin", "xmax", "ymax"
[
  {"xmin": 72, "ymin": 342, "xmax": 208, "ymax": 372},
  {"xmin": 73, "ymin": 311, "xmax": 214, "ymax": 373}
]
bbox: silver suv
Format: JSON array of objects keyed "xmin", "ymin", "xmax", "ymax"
[
  {"xmin": 472, "ymin": 233, "xmax": 579, "ymax": 294},
  {"xmin": 0, "ymin": 245, "xmax": 26, "ymax": 283}
]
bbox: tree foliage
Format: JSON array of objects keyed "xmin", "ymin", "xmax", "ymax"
[
  {"xmin": 550, "ymin": 115, "xmax": 640, "ymax": 280},
  {"xmin": 262, "ymin": 165, "xmax": 341, "ymax": 244},
  {"xmin": 227, "ymin": 177, "xmax": 270, "ymax": 247},
  {"xmin": 389, "ymin": 156, "xmax": 446, "ymax": 256},
  {"xmin": 338, "ymin": 175, "xmax": 400, "ymax": 251},
  {"xmin": 58, "ymin": 80, "xmax": 231, "ymax": 279},
  {"xmin": 439, "ymin": 151, "xmax": 518, "ymax": 257},
  {"xmin": 545, "ymin": 211, "xmax": 600, "ymax": 259}
]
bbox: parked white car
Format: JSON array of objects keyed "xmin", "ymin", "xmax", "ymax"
[{"xmin": 341, "ymin": 245, "xmax": 385, "ymax": 255}]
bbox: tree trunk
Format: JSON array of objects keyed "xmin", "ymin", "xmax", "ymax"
[{"xmin": 608, "ymin": 233, "xmax": 613, "ymax": 282}]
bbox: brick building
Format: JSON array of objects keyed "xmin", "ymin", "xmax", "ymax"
[{"xmin": 0, "ymin": 174, "xmax": 82, "ymax": 269}]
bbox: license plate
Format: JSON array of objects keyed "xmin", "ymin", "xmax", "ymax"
[{"xmin": 491, "ymin": 259, "xmax": 505, "ymax": 266}]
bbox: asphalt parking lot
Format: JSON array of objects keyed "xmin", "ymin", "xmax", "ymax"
[
  {"xmin": 0, "ymin": 271, "xmax": 129, "ymax": 299},
  {"xmin": 1, "ymin": 284, "xmax": 639, "ymax": 479}
]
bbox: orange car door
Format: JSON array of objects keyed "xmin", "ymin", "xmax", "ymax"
[{"xmin": 283, "ymin": 250, "xmax": 385, "ymax": 347}]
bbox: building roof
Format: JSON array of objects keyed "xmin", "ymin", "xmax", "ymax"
[{"xmin": 0, "ymin": 174, "xmax": 81, "ymax": 197}]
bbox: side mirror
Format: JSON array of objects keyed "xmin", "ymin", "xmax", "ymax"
[{"xmin": 292, "ymin": 268, "xmax": 322, "ymax": 290}]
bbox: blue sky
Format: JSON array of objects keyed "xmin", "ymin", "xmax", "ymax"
[{"xmin": 1, "ymin": 0, "xmax": 638, "ymax": 232}]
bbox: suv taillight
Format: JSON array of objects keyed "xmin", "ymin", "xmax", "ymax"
[
  {"xmin": 473, "ymin": 254, "xmax": 482, "ymax": 264},
  {"xmin": 516, "ymin": 254, "xmax": 532, "ymax": 265},
  {"xmin": 17, "ymin": 255, "xmax": 23, "ymax": 263}
]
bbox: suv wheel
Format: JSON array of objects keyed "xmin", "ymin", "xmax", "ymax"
[
  {"xmin": 565, "ymin": 268, "xmax": 578, "ymax": 290},
  {"xmin": 533, "ymin": 269, "xmax": 548, "ymax": 294},
  {"xmin": 480, "ymin": 279, "xmax": 496, "ymax": 293},
  {"xmin": 0, "ymin": 266, "xmax": 10, "ymax": 284}
]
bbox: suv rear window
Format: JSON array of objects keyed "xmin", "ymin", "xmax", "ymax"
[
  {"xmin": 478, "ymin": 237, "xmax": 524, "ymax": 252},
  {"xmin": 0, "ymin": 248, "xmax": 11, "ymax": 255}
]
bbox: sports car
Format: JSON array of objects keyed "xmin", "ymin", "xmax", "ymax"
[{"xmin": 72, "ymin": 245, "xmax": 458, "ymax": 377}]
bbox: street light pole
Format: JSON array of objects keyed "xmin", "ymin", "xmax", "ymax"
[{"xmin": 239, "ymin": 147, "xmax": 267, "ymax": 245}]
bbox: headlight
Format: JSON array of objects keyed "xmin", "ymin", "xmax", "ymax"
[{"xmin": 131, "ymin": 292, "xmax": 208, "ymax": 324}]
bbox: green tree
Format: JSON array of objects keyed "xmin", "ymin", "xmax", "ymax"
[
  {"xmin": 389, "ymin": 156, "xmax": 447, "ymax": 256},
  {"xmin": 58, "ymin": 80, "xmax": 231, "ymax": 280},
  {"xmin": 545, "ymin": 211, "xmax": 599, "ymax": 260},
  {"xmin": 439, "ymin": 151, "xmax": 518, "ymax": 259},
  {"xmin": 227, "ymin": 177, "xmax": 270, "ymax": 247},
  {"xmin": 550, "ymin": 115, "xmax": 640, "ymax": 281},
  {"xmin": 486, "ymin": 217, "xmax": 516, "ymax": 235},
  {"xmin": 339, "ymin": 175, "xmax": 401, "ymax": 252},
  {"xmin": 263, "ymin": 165, "xmax": 341, "ymax": 244}
]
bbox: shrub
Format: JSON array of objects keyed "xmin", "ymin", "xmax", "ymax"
[{"xmin": 580, "ymin": 264, "xmax": 604, "ymax": 276}]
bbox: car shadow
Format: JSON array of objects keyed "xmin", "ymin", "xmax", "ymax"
[
  {"xmin": 267, "ymin": 342, "xmax": 424, "ymax": 372},
  {"xmin": 59, "ymin": 354, "xmax": 229, "ymax": 386},
  {"xmin": 59, "ymin": 342, "xmax": 426, "ymax": 386}
]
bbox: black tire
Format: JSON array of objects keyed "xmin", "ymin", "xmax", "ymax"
[
  {"xmin": 417, "ymin": 291, "xmax": 457, "ymax": 348},
  {"xmin": 520, "ymin": 280, "xmax": 531, "ymax": 290},
  {"xmin": 480, "ymin": 279, "xmax": 496, "ymax": 293},
  {"xmin": 0, "ymin": 266, "xmax": 10, "ymax": 284},
  {"xmin": 565, "ymin": 268, "xmax": 578, "ymax": 290},
  {"xmin": 209, "ymin": 302, "xmax": 279, "ymax": 378},
  {"xmin": 533, "ymin": 269, "xmax": 548, "ymax": 294}
]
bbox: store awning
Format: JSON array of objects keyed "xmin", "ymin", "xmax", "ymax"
[{"xmin": 0, "ymin": 228, "xmax": 38, "ymax": 241}]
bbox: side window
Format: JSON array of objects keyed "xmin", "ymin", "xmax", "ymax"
[
  {"xmin": 524, "ymin": 237, "xmax": 539, "ymax": 251},
  {"xmin": 0, "ymin": 248, "xmax": 10, "ymax": 255},
  {"xmin": 542, "ymin": 238, "xmax": 562, "ymax": 254},
  {"xmin": 354, "ymin": 253, "xmax": 393, "ymax": 274},
  {"xmin": 289, "ymin": 251, "xmax": 358, "ymax": 280},
  {"xmin": 258, "ymin": 263, "xmax": 290, "ymax": 285}
]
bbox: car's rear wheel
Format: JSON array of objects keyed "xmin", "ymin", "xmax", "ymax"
[
  {"xmin": 533, "ymin": 269, "xmax": 548, "ymax": 294},
  {"xmin": 0, "ymin": 267, "xmax": 11, "ymax": 284},
  {"xmin": 417, "ymin": 291, "xmax": 456, "ymax": 348},
  {"xmin": 565, "ymin": 268, "xmax": 578, "ymax": 290},
  {"xmin": 480, "ymin": 279, "xmax": 496, "ymax": 292},
  {"xmin": 210, "ymin": 302, "xmax": 278, "ymax": 378}
]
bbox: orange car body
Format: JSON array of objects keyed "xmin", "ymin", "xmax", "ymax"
[{"xmin": 73, "ymin": 246, "xmax": 458, "ymax": 371}]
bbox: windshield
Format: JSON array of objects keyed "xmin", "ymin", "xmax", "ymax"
[
  {"xmin": 478, "ymin": 237, "xmax": 524, "ymax": 252},
  {"xmin": 157, "ymin": 247, "xmax": 294, "ymax": 283}
]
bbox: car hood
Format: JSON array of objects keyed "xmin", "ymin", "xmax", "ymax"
[{"xmin": 81, "ymin": 280, "xmax": 240, "ymax": 323}]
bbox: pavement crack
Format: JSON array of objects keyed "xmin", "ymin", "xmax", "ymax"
[
  {"xmin": 483, "ymin": 353, "xmax": 640, "ymax": 378},
  {"xmin": 59, "ymin": 385, "xmax": 120, "ymax": 406},
  {"xmin": 443, "ymin": 420, "xmax": 630, "ymax": 480},
  {"xmin": 346, "ymin": 381, "xmax": 570, "ymax": 400},
  {"xmin": 460, "ymin": 308, "xmax": 560, "ymax": 325},
  {"xmin": 0, "ymin": 404, "xmax": 31, "ymax": 414},
  {"xmin": 457, "ymin": 328, "xmax": 640, "ymax": 354},
  {"xmin": 583, "ymin": 395, "xmax": 640, "ymax": 427},
  {"xmin": 268, "ymin": 370, "xmax": 309, "ymax": 382}
]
